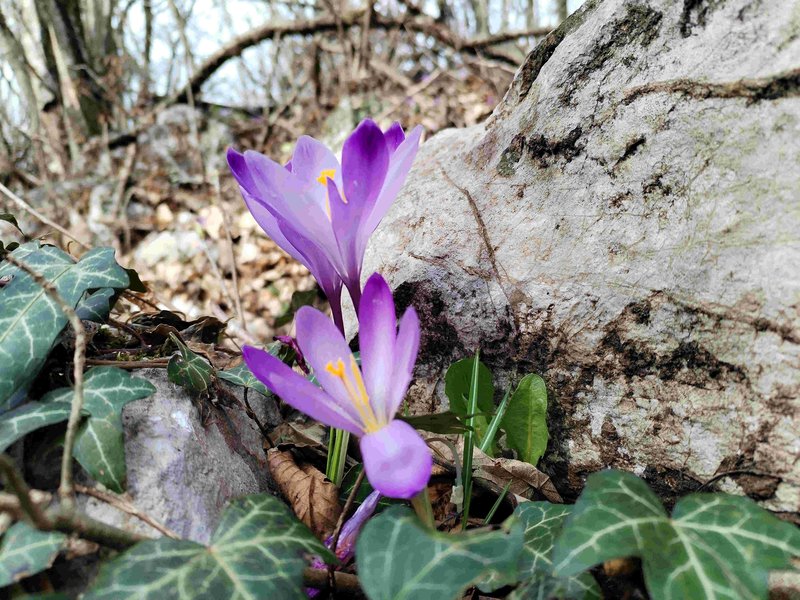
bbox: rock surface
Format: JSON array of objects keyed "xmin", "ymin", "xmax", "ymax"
[
  {"xmin": 83, "ymin": 370, "xmax": 280, "ymax": 542},
  {"xmin": 363, "ymin": 0, "xmax": 800, "ymax": 514}
]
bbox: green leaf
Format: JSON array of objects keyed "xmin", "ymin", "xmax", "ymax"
[
  {"xmin": 218, "ymin": 362, "xmax": 270, "ymax": 397},
  {"xmin": 553, "ymin": 470, "xmax": 800, "ymax": 600},
  {"xmin": 75, "ymin": 288, "xmax": 117, "ymax": 322},
  {"xmin": 505, "ymin": 503, "xmax": 600, "ymax": 599},
  {"xmin": 399, "ymin": 410, "xmax": 471, "ymax": 434},
  {"xmin": 0, "ymin": 243, "xmax": 129, "ymax": 410},
  {"xmin": 0, "ymin": 213, "xmax": 23, "ymax": 234},
  {"xmin": 124, "ymin": 267, "xmax": 147, "ymax": 293},
  {"xmin": 42, "ymin": 367, "xmax": 156, "ymax": 492},
  {"xmin": 274, "ymin": 288, "xmax": 318, "ymax": 327},
  {"xmin": 445, "ymin": 356, "xmax": 494, "ymax": 450},
  {"xmin": 167, "ymin": 333, "xmax": 214, "ymax": 393},
  {"xmin": 502, "ymin": 374, "xmax": 549, "ymax": 466},
  {"xmin": 0, "ymin": 522, "xmax": 66, "ymax": 586},
  {"xmin": 84, "ymin": 493, "xmax": 332, "ymax": 600},
  {"xmin": 356, "ymin": 506, "xmax": 524, "ymax": 600},
  {"xmin": 0, "ymin": 401, "xmax": 72, "ymax": 453}
]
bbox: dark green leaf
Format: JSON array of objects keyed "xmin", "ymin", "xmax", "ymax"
[
  {"xmin": 399, "ymin": 410, "xmax": 471, "ymax": 434},
  {"xmin": 445, "ymin": 356, "xmax": 494, "ymax": 447},
  {"xmin": 0, "ymin": 401, "xmax": 72, "ymax": 453},
  {"xmin": 42, "ymin": 367, "xmax": 156, "ymax": 492},
  {"xmin": 0, "ymin": 243, "xmax": 129, "ymax": 410},
  {"xmin": 356, "ymin": 506, "xmax": 524, "ymax": 600},
  {"xmin": 502, "ymin": 374, "xmax": 549, "ymax": 466},
  {"xmin": 167, "ymin": 333, "xmax": 214, "ymax": 393},
  {"xmin": 75, "ymin": 288, "xmax": 117, "ymax": 322},
  {"xmin": 124, "ymin": 267, "xmax": 147, "ymax": 293},
  {"xmin": 553, "ymin": 470, "xmax": 800, "ymax": 600},
  {"xmin": 0, "ymin": 213, "xmax": 22, "ymax": 234},
  {"xmin": 84, "ymin": 494, "xmax": 332, "ymax": 599},
  {"xmin": 0, "ymin": 522, "xmax": 65, "ymax": 586},
  {"xmin": 274, "ymin": 288, "xmax": 319, "ymax": 327}
]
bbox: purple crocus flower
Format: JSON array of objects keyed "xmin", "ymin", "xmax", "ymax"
[
  {"xmin": 228, "ymin": 120, "xmax": 423, "ymax": 332},
  {"xmin": 243, "ymin": 273, "xmax": 432, "ymax": 499}
]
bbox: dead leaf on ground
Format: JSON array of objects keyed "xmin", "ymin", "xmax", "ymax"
[
  {"xmin": 267, "ymin": 448, "xmax": 341, "ymax": 539},
  {"xmin": 471, "ymin": 447, "xmax": 563, "ymax": 504}
]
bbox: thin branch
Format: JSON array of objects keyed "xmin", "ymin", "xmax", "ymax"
[
  {"xmin": 0, "ymin": 455, "xmax": 51, "ymax": 529},
  {"xmin": 48, "ymin": 504, "xmax": 146, "ymax": 551},
  {"xmin": 2, "ymin": 254, "xmax": 86, "ymax": 509},
  {"xmin": 303, "ymin": 568, "xmax": 363, "ymax": 596},
  {"xmin": 75, "ymin": 484, "xmax": 180, "ymax": 539},
  {"xmin": 0, "ymin": 182, "xmax": 89, "ymax": 249}
]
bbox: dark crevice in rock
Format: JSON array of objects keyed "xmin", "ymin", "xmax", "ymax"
[
  {"xmin": 623, "ymin": 67, "xmax": 800, "ymax": 104},
  {"xmin": 612, "ymin": 134, "xmax": 647, "ymax": 172},
  {"xmin": 642, "ymin": 465, "xmax": 703, "ymax": 510},
  {"xmin": 560, "ymin": 3, "xmax": 663, "ymax": 105},
  {"xmin": 680, "ymin": 0, "xmax": 726, "ymax": 37}
]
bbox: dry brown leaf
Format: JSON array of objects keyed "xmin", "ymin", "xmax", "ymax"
[
  {"xmin": 471, "ymin": 447, "xmax": 563, "ymax": 504},
  {"xmin": 267, "ymin": 448, "xmax": 341, "ymax": 539}
]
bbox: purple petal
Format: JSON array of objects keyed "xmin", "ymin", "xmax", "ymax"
[
  {"xmin": 360, "ymin": 125, "xmax": 423, "ymax": 244},
  {"xmin": 360, "ymin": 420, "xmax": 432, "ymax": 499},
  {"xmin": 341, "ymin": 120, "xmax": 389, "ymax": 218},
  {"xmin": 334, "ymin": 490, "xmax": 382, "ymax": 562},
  {"xmin": 358, "ymin": 274, "xmax": 397, "ymax": 423},
  {"xmin": 327, "ymin": 180, "xmax": 362, "ymax": 301},
  {"xmin": 294, "ymin": 306, "xmax": 367, "ymax": 428},
  {"xmin": 383, "ymin": 123, "xmax": 405, "ymax": 154},
  {"xmin": 386, "ymin": 306, "xmax": 420, "ymax": 418},
  {"xmin": 238, "ymin": 187, "xmax": 305, "ymax": 264},
  {"xmin": 290, "ymin": 136, "xmax": 343, "ymax": 211},
  {"xmin": 242, "ymin": 346, "xmax": 362, "ymax": 435}
]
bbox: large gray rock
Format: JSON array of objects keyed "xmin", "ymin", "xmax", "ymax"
[
  {"xmin": 364, "ymin": 0, "xmax": 800, "ymax": 514},
  {"xmin": 83, "ymin": 370, "xmax": 280, "ymax": 542}
]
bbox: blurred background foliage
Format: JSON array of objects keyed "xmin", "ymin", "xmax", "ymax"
[{"xmin": 0, "ymin": 0, "xmax": 579, "ymax": 345}]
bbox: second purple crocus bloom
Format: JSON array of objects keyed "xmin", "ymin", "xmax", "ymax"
[
  {"xmin": 228, "ymin": 120, "xmax": 422, "ymax": 331},
  {"xmin": 243, "ymin": 273, "xmax": 432, "ymax": 499}
]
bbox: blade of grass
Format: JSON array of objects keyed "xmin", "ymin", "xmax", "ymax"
[
  {"xmin": 326, "ymin": 428, "xmax": 350, "ymax": 485},
  {"xmin": 478, "ymin": 385, "xmax": 511, "ymax": 454},
  {"xmin": 482, "ymin": 481, "xmax": 512, "ymax": 525},
  {"xmin": 461, "ymin": 349, "xmax": 480, "ymax": 530}
]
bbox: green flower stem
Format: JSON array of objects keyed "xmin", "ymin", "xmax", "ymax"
[
  {"xmin": 326, "ymin": 427, "xmax": 350, "ymax": 486},
  {"xmin": 410, "ymin": 488, "xmax": 435, "ymax": 529}
]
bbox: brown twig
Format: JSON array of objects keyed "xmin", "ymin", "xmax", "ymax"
[
  {"xmin": 304, "ymin": 569, "xmax": 363, "ymax": 597},
  {"xmin": 85, "ymin": 358, "xmax": 169, "ymax": 368},
  {"xmin": 3, "ymin": 254, "xmax": 86, "ymax": 509},
  {"xmin": 327, "ymin": 468, "xmax": 366, "ymax": 597},
  {"xmin": 75, "ymin": 484, "xmax": 179, "ymax": 539},
  {"xmin": 0, "ymin": 455, "xmax": 51, "ymax": 529},
  {"xmin": 697, "ymin": 469, "xmax": 776, "ymax": 491},
  {"xmin": 0, "ymin": 182, "xmax": 89, "ymax": 249}
]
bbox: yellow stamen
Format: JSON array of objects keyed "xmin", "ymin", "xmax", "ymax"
[
  {"xmin": 325, "ymin": 357, "xmax": 382, "ymax": 433},
  {"xmin": 315, "ymin": 169, "xmax": 346, "ymax": 219}
]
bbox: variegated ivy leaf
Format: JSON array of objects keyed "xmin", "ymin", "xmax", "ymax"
[
  {"xmin": 167, "ymin": 333, "xmax": 214, "ymax": 393},
  {"xmin": 0, "ymin": 522, "xmax": 66, "ymax": 586},
  {"xmin": 553, "ymin": 470, "xmax": 800, "ymax": 600},
  {"xmin": 42, "ymin": 367, "xmax": 155, "ymax": 492},
  {"xmin": 505, "ymin": 503, "xmax": 600, "ymax": 599},
  {"xmin": 356, "ymin": 506, "xmax": 524, "ymax": 600},
  {"xmin": 0, "ymin": 401, "xmax": 72, "ymax": 453},
  {"xmin": 218, "ymin": 362, "xmax": 270, "ymax": 397},
  {"xmin": 0, "ymin": 243, "xmax": 129, "ymax": 410},
  {"xmin": 75, "ymin": 288, "xmax": 117, "ymax": 322},
  {"xmin": 84, "ymin": 494, "xmax": 332, "ymax": 600}
]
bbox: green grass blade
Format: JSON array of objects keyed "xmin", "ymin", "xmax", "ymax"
[
  {"xmin": 483, "ymin": 481, "xmax": 512, "ymax": 525},
  {"xmin": 479, "ymin": 386, "xmax": 511, "ymax": 454},
  {"xmin": 461, "ymin": 349, "xmax": 481, "ymax": 530}
]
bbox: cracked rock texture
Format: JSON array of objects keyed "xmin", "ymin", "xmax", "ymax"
[
  {"xmin": 363, "ymin": 0, "xmax": 800, "ymax": 514},
  {"xmin": 82, "ymin": 370, "xmax": 280, "ymax": 542}
]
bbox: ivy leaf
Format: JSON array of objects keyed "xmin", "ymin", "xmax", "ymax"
[
  {"xmin": 218, "ymin": 362, "xmax": 270, "ymax": 397},
  {"xmin": 167, "ymin": 333, "xmax": 214, "ymax": 393},
  {"xmin": 356, "ymin": 506, "xmax": 524, "ymax": 600},
  {"xmin": 42, "ymin": 367, "xmax": 156, "ymax": 492},
  {"xmin": 84, "ymin": 494, "xmax": 332, "ymax": 599},
  {"xmin": 505, "ymin": 503, "xmax": 600, "ymax": 599},
  {"xmin": 0, "ymin": 243, "xmax": 129, "ymax": 410},
  {"xmin": 445, "ymin": 357, "xmax": 494, "ymax": 445},
  {"xmin": 502, "ymin": 374, "xmax": 549, "ymax": 466},
  {"xmin": 0, "ymin": 522, "xmax": 66, "ymax": 586},
  {"xmin": 553, "ymin": 470, "xmax": 800, "ymax": 600},
  {"xmin": 0, "ymin": 401, "xmax": 72, "ymax": 453},
  {"xmin": 75, "ymin": 288, "xmax": 117, "ymax": 322}
]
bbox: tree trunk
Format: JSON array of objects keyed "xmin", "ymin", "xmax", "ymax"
[{"xmin": 361, "ymin": 0, "xmax": 800, "ymax": 517}]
